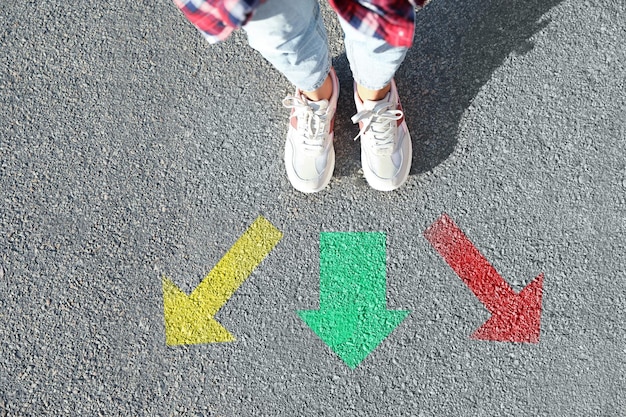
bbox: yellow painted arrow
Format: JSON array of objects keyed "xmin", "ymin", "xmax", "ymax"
[{"xmin": 162, "ymin": 216, "xmax": 282, "ymax": 346}]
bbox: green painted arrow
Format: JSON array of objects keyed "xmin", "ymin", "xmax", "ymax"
[{"xmin": 298, "ymin": 232, "xmax": 410, "ymax": 369}]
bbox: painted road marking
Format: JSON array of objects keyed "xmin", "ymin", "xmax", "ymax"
[
  {"xmin": 424, "ymin": 213, "xmax": 543, "ymax": 343},
  {"xmin": 162, "ymin": 216, "xmax": 283, "ymax": 346},
  {"xmin": 298, "ymin": 232, "xmax": 410, "ymax": 369}
]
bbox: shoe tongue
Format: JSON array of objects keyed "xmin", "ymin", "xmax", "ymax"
[
  {"xmin": 362, "ymin": 91, "xmax": 392, "ymax": 111},
  {"xmin": 305, "ymin": 98, "xmax": 329, "ymax": 112}
]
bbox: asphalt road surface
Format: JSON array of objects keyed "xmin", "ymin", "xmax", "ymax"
[{"xmin": 1, "ymin": 0, "xmax": 625, "ymax": 415}]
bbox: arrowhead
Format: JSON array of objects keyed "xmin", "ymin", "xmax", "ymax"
[
  {"xmin": 298, "ymin": 309, "xmax": 410, "ymax": 369},
  {"xmin": 471, "ymin": 273, "xmax": 544, "ymax": 343},
  {"xmin": 162, "ymin": 277, "xmax": 235, "ymax": 346}
]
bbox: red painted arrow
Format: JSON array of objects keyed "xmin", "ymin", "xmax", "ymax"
[{"xmin": 424, "ymin": 213, "xmax": 543, "ymax": 343}]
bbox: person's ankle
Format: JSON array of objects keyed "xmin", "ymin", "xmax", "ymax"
[
  {"xmin": 302, "ymin": 72, "xmax": 333, "ymax": 101},
  {"xmin": 356, "ymin": 82, "xmax": 391, "ymax": 101}
]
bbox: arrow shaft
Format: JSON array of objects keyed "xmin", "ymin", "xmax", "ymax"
[
  {"xmin": 319, "ymin": 232, "xmax": 387, "ymax": 311},
  {"xmin": 424, "ymin": 214, "xmax": 515, "ymax": 313},
  {"xmin": 191, "ymin": 216, "xmax": 283, "ymax": 315}
]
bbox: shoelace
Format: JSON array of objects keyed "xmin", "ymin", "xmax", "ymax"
[
  {"xmin": 351, "ymin": 101, "xmax": 403, "ymax": 155},
  {"xmin": 282, "ymin": 95, "xmax": 329, "ymax": 152}
]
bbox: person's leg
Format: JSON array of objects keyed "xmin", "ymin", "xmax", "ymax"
[
  {"xmin": 243, "ymin": 0, "xmax": 331, "ymax": 97},
  {"xmin": 242, "ymin": 0, "xmax": 339, "ymax": 193},
  {"xmin": 337, "ymin": 14, "xmax": 411, "ymax": 101},
  {"xmin": 337, "ymin": 15, "xmax": 413, "ymax": 191}
]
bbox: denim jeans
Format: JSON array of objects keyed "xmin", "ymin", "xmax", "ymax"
[{"xmin": 243, "ymin": 0, "xmax": 412, "ymax": 92}]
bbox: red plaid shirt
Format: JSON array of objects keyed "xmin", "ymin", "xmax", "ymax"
[{"xmin": 173, "ymin": 0, "xmax": 425, "ymax": 48}]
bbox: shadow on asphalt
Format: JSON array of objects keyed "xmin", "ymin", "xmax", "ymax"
[{"xmin": 331, "ymin": 0, "xmax": 566, "ymax": 178}]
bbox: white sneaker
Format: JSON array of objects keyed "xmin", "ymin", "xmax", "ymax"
[
  {"xmin": 282, "ymin": 68, "xmax": 340, "ymax": 193},
  {"xmin": 352, "ymin": 79, "xmax": 412, "ymax": 191}
]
